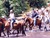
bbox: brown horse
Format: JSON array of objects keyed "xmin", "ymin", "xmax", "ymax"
[
  {"xmin": 25, "ymin": 17, "xmax": 42, "ymax": 30},
  {"xmin": 25, "ymin": 17, "xmax": 34, "ymax": 30},
  {"xmin": 1, "ymin": 17, "xmax": 26, "ymax": 37},
  {"xmin": 1, "ymin": 18, "xmax": 10, "ymax": 37},
  {"xmin": 13, "ymin": 20, "xmax": 26, "ymax": 36},
  {"xmin": 0, "ymin": 18, "xmax": 6, "ymax": 36},
  {"xmin": 36, "ymin": 18, "xmax": 42, "ymax": 30}
]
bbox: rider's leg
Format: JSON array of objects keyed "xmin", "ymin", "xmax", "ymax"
[
  {"xmin": 10, "ymin": 19, "xmax": 15, "ymax": 33},
  {"xmin": 34, "ymin": 18, "xmax": 36, "ymax": 26},
  {"xmin": 10, "ymin": 19, "xmax": 13, "ymax": 30},
  {"xmin": 12, "ymin": 19, "xmax": 15, "ymax": 27}
]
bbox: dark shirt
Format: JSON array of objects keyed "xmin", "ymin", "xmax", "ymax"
[{"xmin": 32, "ymin": 12, "xmax": 38, "ymax": 18}]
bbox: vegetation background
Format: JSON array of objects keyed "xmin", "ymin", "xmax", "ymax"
[{"xmin": 0, "ymin": 0, "xmax": 46, "ymax": 17}]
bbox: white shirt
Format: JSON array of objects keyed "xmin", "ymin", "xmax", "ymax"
[
  {"xmin": 9, "ymin": 13, "xmax": 15, "ymax": 19},
  {"xmin": 41, "ymin": 7, "xmax": 45, "ymax": 11},
  {"xmin": 44, "ymin": 10, "xmax": 49, "ymax": 19}
]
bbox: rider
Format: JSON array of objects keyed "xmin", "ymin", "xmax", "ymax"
[
  {"xmin": 9, "ymin": 9, "xmax": 15, "ymax": 30},
  {"xmin": 32, "ymin": 9, "xmax": 39, "ymax": 26}
]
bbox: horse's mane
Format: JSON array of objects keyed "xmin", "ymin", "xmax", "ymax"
[{"xmin": 25, "ymin": 17, "xmax": 33, "ymax": 23}]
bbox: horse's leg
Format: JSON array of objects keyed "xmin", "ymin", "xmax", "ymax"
[
  {"xmin": 7, "ymin": 30, "xmax": 9, "ymax": 37},
  {"xmin": 6, "ymin": 28, "xmax": 10, "ymax": 37},
  {"xmin": 0, "ymin": 31, "xmax": 1, "ymax": 37},
  {"xmin": 3, "ymin": 31, "xmax": 6, "ymax": 36},
  {"xmin": 44, "ymin": 26, "xmax": 47, "ymax": 31},
  {"xmin": 29, "ymin": 24, "xmax": 30, "ymax": 30},
  {"xmin": 29, "ymin": 22, "xmax": 31, "ymax": 30},
  {"xmin": 26, "ymin": 22, "xmax": 29, "ymax": 31},
  {"xmin": 29, "ymin": 26, "xmax": 32, "ymax": 30},
  {"xmin": 2, "ymin": 24, "xmax": 6, "ymax": 36},
  {"xmin": 39, "ymin": 25, "xmax": 41, "ymax": 29},
  {"xmin": 39, "ymin": 23, "xmax": 42, "ymax": 30},
  {"xmin": 16, "ymin": 29, "xmax": 19, "ymax": 37},
  {"xmin": 21, "ymin": 25, "xmax": 26, "ymax": 36},
  {"xmin": 31, "ymin": 22, "xmax": 34, "ymax": 30},
  {"xmin": 29, "ymin": 24, "xmax": 32, "ymax": 30},
  {"xmin": 39, "ymin": 24, "xmax": 41, "ymax": 30},
  {"xmin": 44, "ymin": 24, "xmax": 48, "ymax": 31},
  {"xmin": 24, "ymin": 24, "xmax": 26, "ymax": 31}
]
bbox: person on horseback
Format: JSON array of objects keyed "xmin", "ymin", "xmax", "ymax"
[
  {"xmin": 32, "ymin": 9, "xmax": 39, "ymax": 26},
  {"xmin": 9, "ymin": 9, "xmax": 15, "ymax": 31}
]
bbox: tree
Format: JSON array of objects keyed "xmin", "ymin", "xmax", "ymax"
[
  {"xmin": 3, "ymin": 0, "xmax": 10, "ymax": 17},
  {"xmin": 3, "ymin": 0, "xmax": 30, "ymax": 17},
  {"xmin": 0, "ymin": 0, "xmax": 30, "ymax": 17},
  {"xmin": 0, "ymin": 0, "xmax": 6, "ymax": 17},
  {"xmin": 4, "ymin": 0, "xmax": 10, "ymax": 12},
  {"xmin": 9, "ymin": 0, "xmax": 30, "ymax": 16},
  {"xmin": 0, "ymin": 0, "xmax": 46, "ymax": 17},
  {"xmin": 27, "ymin": 0, "xmax": 46, "ymax": 8}
]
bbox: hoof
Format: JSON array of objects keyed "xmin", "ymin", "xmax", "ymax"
[
  {"xmin": 4, "ymin": 34, "xmax": 6, "ymax": 36},
  {"xmin": 39, "ymin": 29, "xmax": 42, "ymax": 31},
  {"xmin": 16, "ymin": 35, "xmax": 19, "ymax": 37},
  {"xmin": 8, "ymin": 35, "xmax": 9, "ymax": 37},
  {"xmin": 22, "ymin": 34, "xmax": 26, "ymax": 36}
]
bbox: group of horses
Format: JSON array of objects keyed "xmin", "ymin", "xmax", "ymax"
[{"xmin": 0, "ymin": 15, "xmax": 42, "ymax": 37}]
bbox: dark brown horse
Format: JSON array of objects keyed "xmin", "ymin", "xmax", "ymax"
[
  {"xmin": 0, "ymin": 18, "xmax": 6, "ymax": 36},
  {"xmin": 25, "ymin": 17, "xmax": 42, "ymax": 30},
  {"xmin": 1, "ymin": 18, "xmax": 10, "ymax": 37}
]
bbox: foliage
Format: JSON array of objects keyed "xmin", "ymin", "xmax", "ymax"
[
  {"xmin": 9, "ymin": 0, "xmax": 30, "ymax": 16},
  {"xmin": 0, "ymin": 0, "xmax": 46, "ymax": 17},
  {"xmin": 27, "ymin": 0, "xmax": 46, "ymax": 8},
  {"xmin": 0, "ymin": 0, "xmax": 30, "ymax": 17}
]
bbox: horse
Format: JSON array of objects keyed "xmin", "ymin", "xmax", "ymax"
[
  {"xmin": 0, "ymin": 18, "xmax": 6, "ymax": 36},
  {"xmin": 1, "ymin": 17, "xmax": 26, "ymax": 37},
  {"xmin": 25, "ymin": 17, "xmax": 34, "ymax": 30},
  {"xmin": 25, "ymin": 15, "xmax": 42, "ymax": 30},
  {"xmin": 36, "ymin": 17, "xmax": 42, "ymax": 30},
  {"xmin": 13, "ymin": 19, "xmax": 26, "ymax": 36},
  {"xmin": 1, "ymin": 18, "xmax": 10, "ymax": 37}
]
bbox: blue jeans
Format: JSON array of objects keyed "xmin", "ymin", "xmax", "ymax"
[
  {"xmin": 12, "ymin": 19, "xmax": 15, "ymax": 25},
  {"xmin": 34, "ymin": 19, "xmax": 36, "ymax": 26},
  {"xmin": 33, "ymin": 18, "xmax": 36, "ymax": 26},
  {"xmin": 10, "ymin": 19, "xmax": 15, "ymax": 30}
]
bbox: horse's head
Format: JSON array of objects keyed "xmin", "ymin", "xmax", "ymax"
[
  {"xmin": 1, "ymin": 18, "xmax": 10, "ymax": 26},
  {"xmin": 1, "ymin": 18, "xmax": 6, "ymax": 23},
  {"xmin": 25, "ymin": 17, "xmax": 33, "ymax": 25}
]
